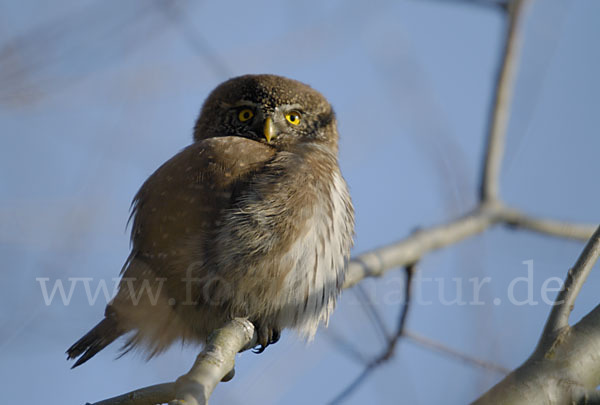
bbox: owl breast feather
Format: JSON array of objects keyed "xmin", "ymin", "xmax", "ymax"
[{"xmin": 214, "ymin": 151, "xmax": 354, "ymax": 339}]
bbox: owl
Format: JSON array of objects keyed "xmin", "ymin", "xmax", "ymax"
[{"xmin": 67, "ymin": 74, "xmax": 354, "ymax": 367}]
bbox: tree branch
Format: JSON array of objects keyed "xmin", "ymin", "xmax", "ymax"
[
  {"xmin": 83, "ymin": 0, "xmax": 599, "ymax": 403},
  {"xmin": 344, "ymin": 206, "xmax": 498, "ymax": 288},
  {"xmin": 480, "ymin": 0, "xmax": 530, "ymax": 202},
  {"xmin": 403, "ymin": 330, "xmax": 510, "ymax": 375},
  {"xmin": 498, "ymin": 205, "xmax": 597, "ymax": 241},
  {"xmin": 89, "ymin": 383, "xmax": 174, "ymax": 405},
  {"xmin": 344, "ymin": 202, "xmax": 594, "ymax": 290},
  {"xmin": 539, "ymin": 226, "xmax": 600, "ymax": 347},
  {"xmin": 89, "ymin": 319, "xmax": 256, "ymax": 405},
  {"xmin": 578, "ymin": 390, "xmax": 600, "ymax": 405},
  {"xmin": 416, "ymin": 0, "xmax": 509, "ymax": 11},
  {"xmin": 87, "ymin": 205, "xmax": 596, "ymax": 404},
  {"xmin": 170, "ymin": 318, "xmax": 256, "ymax": 405},
  {"xmin": 328, "ymin": 264, "xmax": 416, "ymax": 404},
  {"xmin": 473, "ymin": 225, "xmax": 600, "ymax": 404}
]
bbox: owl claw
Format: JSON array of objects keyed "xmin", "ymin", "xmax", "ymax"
[
  {"xmin": 252, "ymin": 346, "xmax": 266, "ymax": 354},
  {"xmin": 270, "ymin": 329, "xmax": 280, "ymax": 344},
  {"xmin": 252, "ymin": 323, "xmax": 281, "ymax": 353}
]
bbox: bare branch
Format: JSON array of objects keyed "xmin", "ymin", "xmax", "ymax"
[
  {"xmin": 390, "ymin": 264, "xmax": 415, "ymax": 351},
  {"xmin": 473, "ymin": 226, "xmax": 600, "ymax": 404},
  {"xmin": 344, "ymin": 206, "xmax": 499, "ymax": 288},
  {"xmin": 323, "ymin": 327, "xmax": 370, "ymax": 366},
  {"xmin": 344, "ymin": 202, "xmax": 595, "ymax": 291},
  {"xmin": 578, "ymin": 390, "xmax": 600, "ymax": 405},
  {"xmin": 87, "ymin": 204, "xmax": 596, "ymax": 404},
  {"xmin": 155, "ymin": 1, "xmax": 233, "ymax": 79},
  {"xmin": 170, "ymin": 318, "xmax": 255, "ymax": 405},
  {"xmin": 89, "ymin": 383, "xmax": 175, "ymax": 405},
  {"xmin": 402, "ymin": 330, "xmax": 510, "ymax": 375},
  {"xmin": 329, "ymin": 264, "xmax": 415, "ymax": 404},
  {"xmin": 82, "ymin": 0, "xmax": 599, "ymax": 403},
  {"xmin": 480, "ymin": 0, "xmax": 531, "ymax": 202},
  {"xmin": 89, "ymin": 319, "xmax": 256, "ymax": 405},
  {"xmin": 414, "ymin": 0, "xmax": 509, "ymax": 11},
  {"xmin": 499, "ymin": 206, "xmax": 596, "ymax": 241},
  {"xmin": 403, "ymin": 330, "xmax": 510, "ymax": 375},
  {"xmin": 327, "ymin": 366, "xmax": 372, "ymax": 405},
  {"xmin": 353, "ymin": 283, "xmax": 392, "ymax": 344},
  {"xmin": 540, "ymin": 225, "xmax": 600, "ymax": 344}
]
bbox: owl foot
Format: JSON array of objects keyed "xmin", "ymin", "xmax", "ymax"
[{"xmin": 252, "ymin": 323, "xmax": 281, "ymax": 354}]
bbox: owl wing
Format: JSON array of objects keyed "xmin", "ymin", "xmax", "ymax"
[
  {"xmin": 67, "ymin": 136, "xmax": 275, "ymax": 366},
  {"xmin": 124, "ymin": 136, "xmax": 275, "ymax": 277}
]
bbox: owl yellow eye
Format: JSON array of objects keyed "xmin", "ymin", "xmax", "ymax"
[
  {"xmin": 285, "ymin": 111, "xmax": 302, "ymax": 125},
  {"xmin": 238, "ymin": 109, "xmax": 254, "ymax": 122}
]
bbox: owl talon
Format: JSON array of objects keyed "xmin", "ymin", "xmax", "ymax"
[
  {"xmin": 252, "ymin": 323, "xmax": 280, "ymax": 353},
  {"xmin": 270, "ymin": 329, "xmax": 281, "ymax": 345},
  {"xmin": 252, "ymin": 346, "xmax": 266, "ymax": 354}
]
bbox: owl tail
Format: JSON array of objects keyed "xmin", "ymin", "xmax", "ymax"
[{"xmin": 66, "ymin": 316, "xmax": 123, "ymax": 368}]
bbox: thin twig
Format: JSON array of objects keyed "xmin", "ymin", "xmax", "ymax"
[
  {"xmin": 480, "ymin": 0, "xmax": 530, "ymax": 202},
  {"xmin": 156, "ymin": 1, "xmax": 233, "ymax": 79},
  {"xmin": 353, "ymin": 283, "xmax": 392, "ymax": 344},
  {"xmin": 327, "ymin": 366, "xmax": 373, "ymax": 405},
  {"xmin": 415, "ymin": 0, "xmax": 509, "ymax": 11},
  {"xmin": 540, "ymin": 225, "xmax": 600, "ymax": 345},
  {"xmin": 403, "ymin": 330, "xmax": 510, "ymax": 375},
  {"xmin": 328, "ymin": 264, "xmax": 415, "ymax": 404},
  {"xmin": 503, "ymin": 0, "xmax": 572, "ymax": 173},
  {"xmin": 0, "ymin": 2, "xmax": 164, "ymax": 104},
  {"xmin": 388, "ymin": 264, "xmax": 415, "ymax": 355},
  {"xmin": 324, "ymin": 327, "xmax": 370, "ymax": 366},
  {"xmin": 499, "ymin": 206, "xmax": 596, "ymax": 241}
]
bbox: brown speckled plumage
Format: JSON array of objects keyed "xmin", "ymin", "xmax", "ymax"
[{"xmin": 67, "ymin": 74, "xmax": 354, "ymax": 367}]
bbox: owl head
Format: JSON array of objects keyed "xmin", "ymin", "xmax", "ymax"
[{"xmin": 193, "ymin": 74, "xmax": 338, "ymax": 150}]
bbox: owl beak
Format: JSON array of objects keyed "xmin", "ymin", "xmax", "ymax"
[{"xmin": 264, "ymin": 117, "xmax": 275, "ymax": 143}]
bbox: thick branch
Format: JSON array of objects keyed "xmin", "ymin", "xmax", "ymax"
[
  {"xmin": 89, "ymin": 319, "xmax": 256, "ymax": 405},
  {"xmin": 89, "ymin": 383, "xmax": 175, "ymax": 405},
  {"xmin": 89, "ymin": 204, "xmax": 596, "ymax": 405},
  {"xmin": 85, "ymin": 0, "xmax": 597, "ymax": 402},
  {"xmin": 344, "ymin": 202, "xmax": 594, "ymax": 290},
  {"xmin": 473, "ymin": 225, "xmax": 600, "ymax": 404},
  {"xmin": 344, "ymin": 205, "xmax": 498, "ymax": 288},
  {"xmin": 170, "ymin": 318, "xmax": 256, "ymax": 405}
]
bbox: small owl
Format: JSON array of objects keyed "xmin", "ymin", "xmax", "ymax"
[{"xmin": 67, "ymin": 74, "xmax": 354, "ymax": 367}]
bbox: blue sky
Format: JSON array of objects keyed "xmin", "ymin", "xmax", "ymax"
[{"xmin": 1, "ymin": 1, "xmax": 599, "ymax": 404}]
